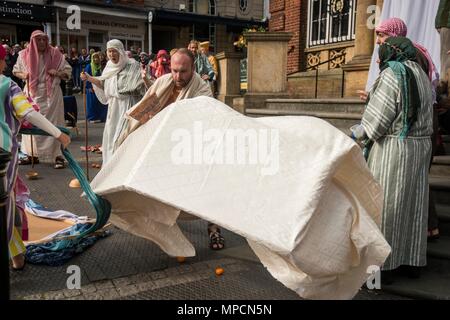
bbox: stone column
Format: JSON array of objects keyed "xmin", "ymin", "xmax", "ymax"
[
  {"xmin": 216, "ymin": 51, "xmax": 245, "ymax": 108},
  {"xmin": 239, "ymin": 32, "xmax": 293, "ymax": 111},
  {"xmin": 341, "ymin": 0, "xmax": 377, "ymax": 97}
]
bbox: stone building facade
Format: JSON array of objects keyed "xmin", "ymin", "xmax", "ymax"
[
  {"xmin": 269, "ymin": 0, "xmax": 384, "ymax": 98},
  {"xmin": 47, "ymin": 0, "xmax": 267, "ymax": 54}
]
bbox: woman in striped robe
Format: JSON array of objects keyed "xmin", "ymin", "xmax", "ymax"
[
  {"xmin": 1, "ymin": 44, "xmax": 71, "ymax": 270},
  {"xmin": 354, "ymin": 37, "xmax": 434, "ymax": 281},
  {"xmin": 80, "ymin": 40, "xmax": 146, "ymax": 165}
]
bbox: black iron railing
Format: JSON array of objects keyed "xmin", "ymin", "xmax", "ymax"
[{"xmin": 305, "ymin": 51, "xmax": 346, "ymax": 98}]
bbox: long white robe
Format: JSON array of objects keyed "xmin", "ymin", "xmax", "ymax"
[
  {"xmin": 93, "ymin": 60, "xmax": 145, "ymax": 164},
  {"xmin": 13, "ymin": 55, "xmax": 71, "ymax": 162}
]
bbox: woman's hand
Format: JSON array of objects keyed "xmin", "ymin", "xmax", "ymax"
[
  {"xmin": 357, "ymin": 90, "xmax": 368, "ymax": 101},
  {"xmin": 80, "ymin": 72, "xmax": 89, "ymax": 82},
  {"xmin": 57, "ymin": 133, "xmax": 71, "ymax": 149}
]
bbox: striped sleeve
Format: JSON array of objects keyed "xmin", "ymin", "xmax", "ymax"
[
  {"xmin": 361, "ymin": 68, "xmax": 400, "ymax": 141},
  {"xmin": 10, "ymin": 81, "xmax": 35, "ymax": 119}
]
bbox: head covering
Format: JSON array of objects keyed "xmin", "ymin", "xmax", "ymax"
[
  {"xmin": 0, "ymin": 45, "xmax": 6, "ymax": 60},
  {"xmin": 199, "ymin": 41, "xmax": 210, "ymax": 51},
  {"xmin": 378, "ymin": 37, "xmax": 421, "ymax": 139},
  {"xmin": 150, "ymin": 50, "xmax": 170, "ymax": 79},
  {"xmin": 139, "ymin": 52, "xmax": 150, "ymax": 65},
  {"xmin": 376, "ymin": 18, "xmax": 407, "ymax": 37},
  {"xmin": 90, "ymin": 52, "xmax": 102, "ymax": 76},
  {"xmin": 20, "ymin": 30, "xmax": 64, "ymax": 97},
  {"xmin": 376, "ymin": 18, "xmax": 436, "ymax": 80},
  {"xmin": 95, "ymin": 39, "xmax": 129, "ymax": 81}
]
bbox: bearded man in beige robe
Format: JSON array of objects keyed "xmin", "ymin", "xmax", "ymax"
[{"xmin": 119, "ymin": 48, "xmax": 225, "ymax": 250}]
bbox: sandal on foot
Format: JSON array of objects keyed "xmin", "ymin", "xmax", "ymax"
[
  {"xmin": 209, "ymin": 229, "xmax": 225, "ymax": 250},
  {"xmin": 54, "ymin": 156, "xmax": 65, "ymax": 169},
  {"xmin": 428, "ymin": 228, "xmax": 440, "ymax": 241},
  {"xmin": 18, "ymin": 156, "xmax": 39, "ymax": 165}
]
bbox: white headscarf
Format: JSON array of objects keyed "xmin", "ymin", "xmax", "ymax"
[{"xmin": 96, "ymin": 39, "xmax": 129, "ymax": 80}]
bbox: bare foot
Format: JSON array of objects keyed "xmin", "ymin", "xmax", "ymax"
[{"xmin": 11, "ymin": 253, "xmax": 25, "ymax": 270}]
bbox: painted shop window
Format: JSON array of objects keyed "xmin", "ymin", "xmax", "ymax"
[{"xmin": 308, "ymin": 0, "xmax": 356, "ymax": 47}]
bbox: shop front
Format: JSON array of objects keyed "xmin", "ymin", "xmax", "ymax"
[
  {"xmin": 52, "ymin": 2, "xmax": 147, "ymax": 53},
  {"xmin": 0, "ymin": 1, "xmax": 55, "ymax": 46}
]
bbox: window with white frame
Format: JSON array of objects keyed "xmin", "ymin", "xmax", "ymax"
[
  {"xmin": 308, "ymin": 0, "xmax": 357, "ymax": 47},
  {"xmin": 188, "ymin": 0, "xmax": 217, "ymax": 52}
]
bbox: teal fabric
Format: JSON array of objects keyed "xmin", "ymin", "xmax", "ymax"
[
  {"xmin": 0, "ymin": 76, "xmax": 12, "ymax": 152},
  {"xmin": 378, "ymin": 37, "xmax": 421, "ymax": 139},
  {"xmin": 20, "ymin": 126, "xmax": 111, "ymax": 241}
]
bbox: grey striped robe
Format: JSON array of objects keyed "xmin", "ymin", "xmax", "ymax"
[{"xmin": 362, "ymin": 61, "xmax": 433, "ymax": 270}]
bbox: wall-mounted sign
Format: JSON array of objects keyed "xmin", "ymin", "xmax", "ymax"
[
  {"xmin": 0, "ymin": 1, "xmax": 55, "ymax": 22},
  {"xmin": 59, "ymin": 13, "xmax": 144, "ymax": 32},
  {"xmin": 109, "ymin": 31, "xmax": 144, "ymax": 41}
]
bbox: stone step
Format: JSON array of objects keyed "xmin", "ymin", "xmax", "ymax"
[
  {"xmin": 431, "ymin": 156, "xmax": 450, "ymax": 177},
  {"xmin": 437, "ymin": 204, "xmax": 450, "ymax": 222},
  {"xmin": 441, "ymin": 135, "xmax": 450, "ymax": 155},
  {"xmin": 430, "ymin": 168, "xmax": 450, "ymax": 178},
  {"xmin": 264, "ymin": 98, "xmax": 365, "ymax": 112},
  {"xmin": 436, "ymin": 205, "xmax": 450, "ymax": 237},
  {"xmin": 381, "ymin": 256, "xmax": 450, "ymax": 300},
  {"xmin": 246, "ymin": 98, "xmax": 365, "ymax": 134},
  {"xmin": 245, "ymin": 109, "xmax": 361, "ymax": 134},
  {"xmin": 428, "ymin": 235, "xmax": 450, "ymax": 260},
  {"xmin": 430, "ymin": 176, "xmax": 450, "ymax": 206},
  {"xmin": 434, "ymin": 156, "xmax": 450, "ymax": 165}
]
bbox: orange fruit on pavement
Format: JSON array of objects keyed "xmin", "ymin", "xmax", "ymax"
[
  {"xmin": 69, "ymin": 178, "xmax": 81, "ymax": 188},
  {"xmin": 215, "ymin": 267, "xmax": 224, "ymax": 276},
  {"xmin": 176, "ymin": 256, "xmax": 186, "ymax": 263}
]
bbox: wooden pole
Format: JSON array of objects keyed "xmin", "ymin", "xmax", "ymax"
[
  {"xmin": 82, "ymin": 69, "xmax": 90, "ymax": 181},
  {"xmin": 26, "ymin": 79, "xmax": 38, "ymax": 178}
]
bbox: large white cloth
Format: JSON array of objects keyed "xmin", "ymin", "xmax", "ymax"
[
  {"xmin": 89, "ymin": 97, "xmax": 391, "ymax": 300},
  {"xmin": 366, "ymin": 0, "xmax": 441, "ymax": 91},
  {"xmin": 13, "ymin": 54, "xmax": 71, "ymax": 162}
]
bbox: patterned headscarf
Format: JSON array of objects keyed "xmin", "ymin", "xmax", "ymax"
[
  {"xmin": 19, "ymin": 30, "xmax": 64, "ymax": 97},
  {"xmin": 376, "ymin": 17, "xmax": 436, "ymax": 80},
  {"xmin": 379, "ymin": 37, "xmax": 421, "ymax": 139},
  {"xmin": 375, "ymin": 18, "xmax": 407, "ymax": 37}
]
